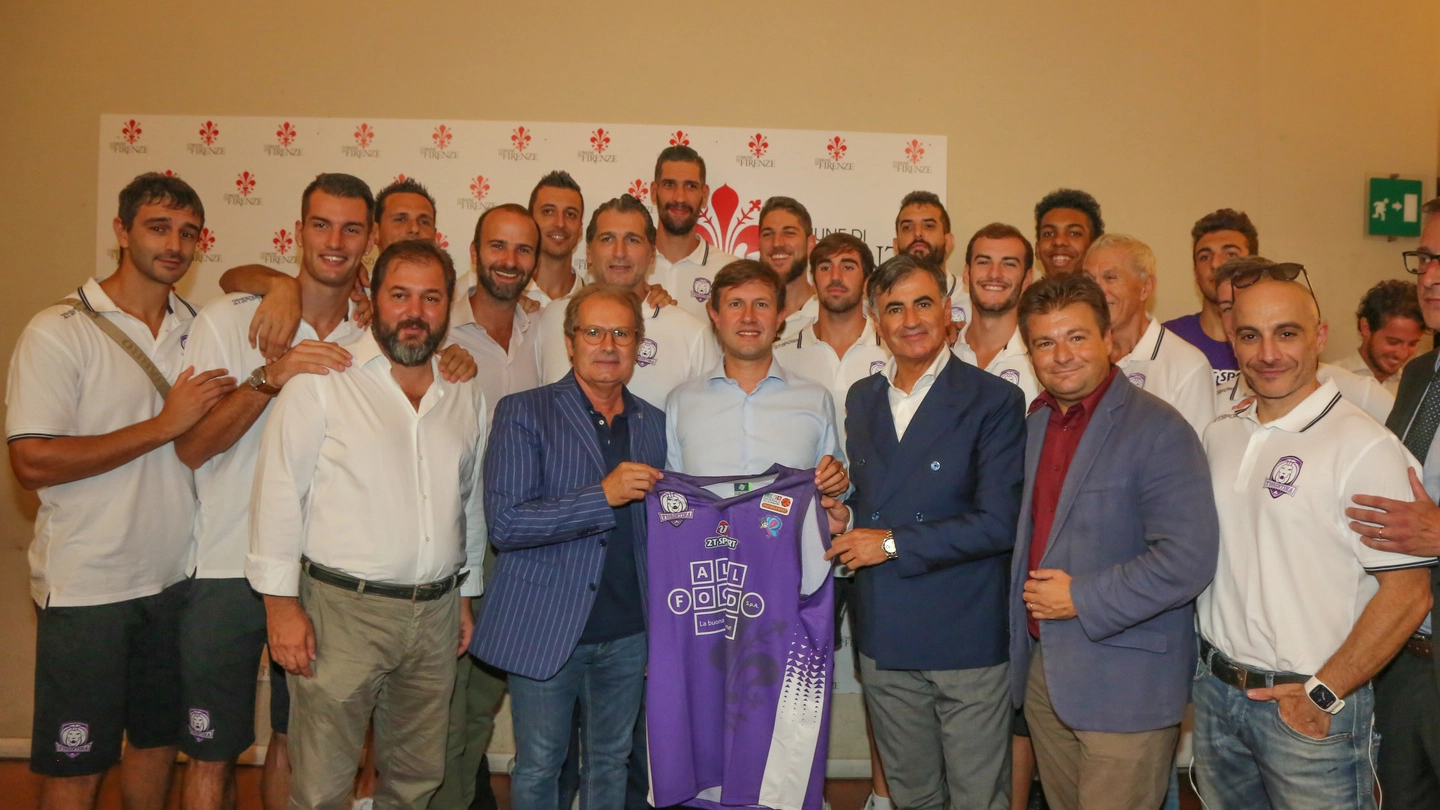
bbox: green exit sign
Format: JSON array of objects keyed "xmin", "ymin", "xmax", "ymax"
[{"xmin": 1368, "ymin": 177, "xmax": 1424, "ymax": 237}]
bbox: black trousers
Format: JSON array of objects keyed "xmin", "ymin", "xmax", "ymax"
[{"xmin": 1375, "ymin": 645, "xmax": 1440, "ymax": 806}]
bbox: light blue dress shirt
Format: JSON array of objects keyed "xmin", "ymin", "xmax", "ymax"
[
  {"xmin": 665, "ymin": 357, "xmax": 843, "ymax": 476},
  {"xmin": 1412, "ymin": 354, "xmax": 1440, "ymax": 634}
]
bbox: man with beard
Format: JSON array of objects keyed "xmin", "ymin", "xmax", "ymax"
[
  {"xmin": 758, "ymin": 196, "xmax": 819, "ymax": 337},
  {"xmin": 175, "ymin": 173, "xmax": 375, "ymax": 810},
  {"xmin": 536, "ymin": 195, "xmax": 715, "ymax": 410},
  {"xmin": 650, "ymin": 145, "xmax": 742, "ymax": 321},
  {"xmin": 1034, "ymin": 189, "xmax": 1103, "ymax": 277},
  {"xmin": 249, "ymin": 239, "xmax": 488, "ymax": 809},
  {"xmin": 893, "ymin": 191, "xmax": 970, "ymax": 328},
  {"xmin": 954, "ymin": 223, "xmax": 1040, "ymax": 403},
  {"xmin": 525, "ymin": 171, "xmax": 585, "ymax": 311},
  {"xmin": 1335, "ymin": 279, "xmax": 1427, "ymax": 395}
]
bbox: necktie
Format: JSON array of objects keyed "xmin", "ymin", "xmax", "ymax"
[{"xmin": 1403, "ymin": 380, "xmax": 1440, "ymax": 462}]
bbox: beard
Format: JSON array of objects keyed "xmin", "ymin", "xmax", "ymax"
[
  {"xmin": 477, "ymin": 262, "xmax": 530, "ymax": 302},
  {"xmin": 969, "ymin": 282, "xmax": 1022, "ymax": 315},
  {"xmin": 907, "ymin": 242, "xmax": 947, "ymax": 273},
  {"xmin": 659, "ymin": 203, "xmax": 699, "ymax": 236},
  {"xmin": 375, "ymin": 315, "xmax": 448, "ymax": 367}
]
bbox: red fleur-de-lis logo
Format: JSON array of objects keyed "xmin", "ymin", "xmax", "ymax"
[
  {"xmin": 470, "ymin": 175, "xmax": 491, "ymax": 203},
  {"xmin": 433, "ymin": 125, "xmax": 452, "ymax": 150},
  {"xmin": 198, "ymin": 120, "xmax": 220, "ymax": 146},
  {"xmin": 435, "ymin": 232, "xmax": 450, "ymax": 250},
  {"xmin": 354, "ymin": 123, "xmax": 375, "ymax": 148},
  {"xmin": 273, "ymin": 229, "xmax": 294, "ymax": 255},
  {"xmin": 748, "ymin": 133, "xmax": 769, "ymax": 159},
  {"xmin": 511, "ymin": 126, "xmax": 532, "ymax": 152},
  {"xmin": 276, "ymin": 121, "xmax": 297, "ymax": 147},
  {"xmin": 197, "ymin": 228, "xmax": 216, "ymax": 254},
  {"xmin": 826, "ymin": 137, "xmax": 847, "ymax": 161},
  {"xmin": 162, "ymin": 169, "xmax": 178, "ymax": 177},
  {"xmin": 235, "ymin": 171, "xmax": 257, "ymax": 197},
  {"xmin": 590, "ymin": 128, "xmax": 611, "ymax": 154},
  {"xmin": 121, "ymin": 119, "xmax": 142, "ymax": 145},
  {"xmin": 904, "ymin": 139, "xmax": 925, "ymax": 165},
  {"xmin": 393, "ymin": 173, "xmax": 407, "ymax": 183},
  {"xmin": 697, "ymin": 185, "xmax": 762, "ymax": 257},
  {"xmin": 669, "ymin": 130, "xmax": 690, "ymax": 147},
  {"xmin": 628, "ymin": 179, "xmax": 650, "ymax": 199}
]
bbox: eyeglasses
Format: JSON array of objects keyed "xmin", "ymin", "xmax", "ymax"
[
  {"xmin": 1230, "ymin": 261, "xmax": 1321, "ymax": 317},
  {"xmin": 573, "ymin": 326, "xmax": 636, "ymax": 346},
  {"xmin": 1402, "ymin": 250, "xmax": 1440, "ymax": 275}
]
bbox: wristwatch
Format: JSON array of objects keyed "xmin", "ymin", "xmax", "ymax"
[
  {"xmin": 246, "ymin": 365, "xmax": 281, "ymax": 397},
  {"xmin": 881, "ymin": 530, "xmax": 898, "ymax": 561},
  {"xmin": 1304, "ymin": 676, "xmax": 1345, "ymax": 715}
]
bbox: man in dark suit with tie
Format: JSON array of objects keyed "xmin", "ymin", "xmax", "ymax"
[
  {"xmin": 1347, "ymin": 197, "xmax": 1440, "ymax": 806},
  {"xmin": 472, "ymin": 284, "xmax": 666, "ymax": 810},
  {"xmin": 827, "ymin": 253, "xmax": 1026, "ymax": 810}
]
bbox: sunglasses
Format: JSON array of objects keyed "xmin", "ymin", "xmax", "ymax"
[{"xmin": 1229, "ymin": 262, "xmax": 1321, "ymax": 318}]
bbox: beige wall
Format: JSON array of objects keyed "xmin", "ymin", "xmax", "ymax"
[{"xmin": 0, "ymin": 0, "xmax": 1436, "ymax": 746}]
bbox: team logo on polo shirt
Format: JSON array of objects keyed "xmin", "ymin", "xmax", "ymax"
[
  {"xmin": 1000, "ymin": 369, "xmax": 1021, "ymax": 385},
  {"xmin": 637, "ymin": 338, "xmax": 658, "ymax": 368},
  {"xmin": 1264, "ymin": 456, "xmax": 1304, "ymax": 498},
  {"xmin": 1128, "ymin": 373, "xmax": 1147, "ymax": 388},
  {"xmin": 951, "ymin": 303, "xmax": 968, "ymax": 323},
  {"xmin": 691, "ymin": 278, "xmax": 712, "ymax": 303},
  {"xmin": 57, "ymin": 722, "xmax": 92, "ymax": 758},
  {"xmin": 870, "ymin": 360, "xmax": 886, "ymax": 375},
  {"xmin": 658, "ymin": 491, "xmax": 694, "ymax": 526},
  {"xmin": 189, "ymin": 709, "xmax": 215, "ymax": 741}
]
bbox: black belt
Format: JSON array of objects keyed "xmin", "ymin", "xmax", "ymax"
[
  {"xmin": 1406, "ymin": 633, "xmax": 1434, "ymax": 659},
  {"xmin": 1200, "ymin": 638, "xmax": 1308, "ymax": 691},
  {"xmin": 302, "ymin": 558, "xmax": 468, "ymax": 602}
]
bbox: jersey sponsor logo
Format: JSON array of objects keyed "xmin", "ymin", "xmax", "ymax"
[
  {"xmin": 1000, "ymin": 368, "xmax": 1021, "ymax": 385},
  {"xmin": 705, "ymin": 520, "xmax": 738, "ymax": 549},
  {"xmin": 691, "ymin": 278, "xmax": 712, "ymax": 303},
  {"xmin": 637, "ymin": 337, "xmax": 658, "ymax": 368},
  {"xmin": 658, "ymin": 491, "xmax": 694, "ymax": 526},
  {"xmin": 57, "ymin": 722, "xmax": 92, "ymax": 758},
  {"xmin": 1128, "ymin": 372, "xmax": 1147, "ymax": 388},
  {"xmin": 188, "ymin": 708, "xmax": 215, "ymax": 741},
  {"xmin": 1214, "ymin": 368, "xmax": 1240, "ymax": 388},
  {"xmin": 760, "ymin": 515, "xmax": 783, "ymax": 537},
  {"xmin": 1264, "ymin": 455, "xmax": 1303, "ymax": 498},
  {"xmin": 666, "ymin": 559, "xmax": 764, "ymax": 639},
  {"xmin": 760, "ymin": 492, "xmax": 794, "ymax": 515}
]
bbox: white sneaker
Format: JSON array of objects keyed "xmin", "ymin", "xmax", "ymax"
[{"xmin": 863, "ymin": 794, "xmax": 893, "ymax": 810}]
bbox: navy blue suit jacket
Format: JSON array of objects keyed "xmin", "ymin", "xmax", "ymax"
[
  {"xmin": 846, "ymin": 355, "xmax": 1026, "ymax": 671},
  {"xmin": 1009, "ymin": 377, "xmax": 1218, "ymax": 732},
  {"xmin": 471, "ymin": 373, "xmax": 666, "ymax": 680}
]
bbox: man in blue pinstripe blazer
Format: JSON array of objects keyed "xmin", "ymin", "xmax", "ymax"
[{"xmin": 472, "ymin": 283, "xmax": 666, "ymax": 810}]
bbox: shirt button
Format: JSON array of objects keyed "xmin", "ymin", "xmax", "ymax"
[
  {"xmin": 871, "ymin": 512, "xmax": 880, "ymax": 521},
  {"xmin": 915, "ymin": 512, "xmax": 924, "ymax": 521},
  {"xmin": 930, "ymin": 461, "xmax": 941, "ymax": 471}
]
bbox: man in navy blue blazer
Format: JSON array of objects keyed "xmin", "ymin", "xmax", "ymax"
[
  {"xmin": 1010, "ymin": 273, "xmax": 1218, "ymax": 810},
  {"xmin": 827, "ymin": 254, "xmax": 1026, "ymax": 810},
  {"xmin": 472, "ymin": 284, "xmax": 666, "ymax": 810}
]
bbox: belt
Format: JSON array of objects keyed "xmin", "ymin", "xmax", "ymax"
[
  {"xmin": 302, "ymin": 558, "xmax": 468, "ymax": 602},
  {"xmin": 1406, "ymin": 633, "xmax": 1434, "ymax": 659},
  {"xmin": 1200, "ymin": 638, "xmax": 1308, "ymax": 691}
]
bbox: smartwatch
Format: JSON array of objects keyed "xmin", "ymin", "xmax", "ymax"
[
  {"xmin": 1304, "ymin": 676, "xmax": 1345, "ymax": 715},
  {"xmin": 247, "ymin": 365, "xmax": 281, "ymax": 397},
  {"xmin": 881, "ymin": 530, "xmax": 898, "ymax": 561}
]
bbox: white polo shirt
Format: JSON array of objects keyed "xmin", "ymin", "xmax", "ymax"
[
  {"xmin": 184, "ymin": 293, "xmax": 364, "ymax": 579},
  {"xmin": 774, "ymin": 318, "xmax": 890, "ymax": 433},
  {"xmin": 523, "ymin": 273, "xmax": 586, "ymax": 313},
  {"xmin": 1116, "ymin": 318, "xmax": 1217, "ymax": 437},
  {"xmin": 1334, "ymin": 350, "xmax": 1400, "ymax": 396},
  {"xmin": 247, "ymin": 331, "xmax": 487, "ymax": 598},
  {"xmin": 447, "ymin": 288, "xmax": 540, "ymax": 415},
  {"xmin": 1198, "ymin": 380, "xmax": 1434, "ymax": 674},
  {"xmin": 1219, "ymin": 361, "xmax": 1395, "ymax": 424},
  {"xmin": 6, "ymin": 278, "xmax": 198, "ymax": 607},
  {"xmin": 653, "ymin": 238, "xmax": 742, "ymax": 322},
  {"xmin": 944, "ymin": 273, "xmax": 971, "ymax": 325},
  {"xmin": 534, "ymin": 298, "xmax": 716, "ymax": 410},
  {"xmin": 781, "ymin": 295, "xmax": 820, "ymax": 342},
  {"xmin": 953, "ymin": 321, "xmax": 1040, "ymax": 404}
]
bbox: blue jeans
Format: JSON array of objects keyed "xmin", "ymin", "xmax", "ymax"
[
  {"xmin": 1193, "ymin": 666, "xmax": 1377, "ymax": 810},
  {"xmin": 509, "ymin": 633, "xmax": 647, "ymax": 810}
]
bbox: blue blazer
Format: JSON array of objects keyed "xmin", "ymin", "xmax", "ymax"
[
  {"xmin": 846, "ymin": 355, "xmax": 1026, "ymax": 671},
  {"xmin": 1008, "ymin": 377, "xmax": 1219, "ymax": 732},
  {"xmin": 471, "ymin": 372, "xmax": 666, "ymax": 680}
]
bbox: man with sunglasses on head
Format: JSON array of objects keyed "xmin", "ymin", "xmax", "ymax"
[
  {"xmin": 1193, "ymin": 256, "xmax": 1434, "ymax": 810},
  {"xmin": 1344, "ymin": 198, "xmax": 1440, "ymax": 806}
]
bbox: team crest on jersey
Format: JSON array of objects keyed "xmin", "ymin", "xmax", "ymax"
[
  {"xmin": 705, "ymin": 520, "xmax": 738, "ymax": 549},
  {"xmin": 869, "ymin": 360, "xmax": 886, "ymax": 375},
  {"xmin": 691, "ymin": 278, "xmax": 712, "ymax": 303},
  {"xmin": 951, "ymin": 304, "xmax": 967, "ymax": 323},
  {"xmin": 760, "ymin": 492, "xmax": 794, "ymax": 515},
  {"xmin": 637, "ymin": 338, "xmax": 658, "ymax": 368},
  {"xmin": 760, "ymin": 515, "xmax": 783, "ymax": 537},
  {"xmin": 1128, "ymin": 372, "xmax": 1147, "ymax": 388},
  {"xmin": 658, "ymin": 491, "xmax": 694, "ymax": 526},
  {"xmin": 1264, "ymin": 455, "xmax": 1303, "ymax": 498},
  {"xmin": 1000, "ymin": 369, "xmax": 1021, "ymax": 385},
  {"xmin": 189, "ymin": 709, "xmax": 215, "ymax": 741},
  {"xmin": 57, "ymin": 722, "xmax": 92, "ymax": 758}
]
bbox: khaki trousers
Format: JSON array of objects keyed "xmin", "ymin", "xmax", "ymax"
[
  {"xmin": 1024, "ymin": 645, "xmax": 1178, "ymax": 810},
  {"xmin": 289, "ymin": 575, "xmax": 460, "ymax": 810}
]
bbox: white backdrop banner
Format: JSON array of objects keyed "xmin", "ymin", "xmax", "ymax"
[{"xmin": 96, "ymin": 114, "xmax": 946, "ymax": 306}]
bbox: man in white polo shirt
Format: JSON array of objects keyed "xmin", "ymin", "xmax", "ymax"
[
  {"xmin": 7, "ymin": 172, "xmax": 235, "ymax": 809},
  {"xmin": 758, "ymin": 196, "xmax": 819, "ymax": 337},
  {"xmin": 893, "ymin": 190, "xmax": 969, "ymax": 328},
  {"xmin": 953, "ymin": 223, "xmax": 1040, "ymax": 404},
  {"xmin": 1333, "ymin": 279, "xmax": 1427, "ymax": 396},
  {"xmin": 537, "ymin": 194, "xmax": 715, "ymax": 410},
  {"xmin": 1194, "ymin": 258, "xmax": 1433, "ymax": 810},
  {"xmin": 1082, "ymin": 233, "xmax": 1214, "ymax": 437},
  {"xmin": 650, "ymin": 145, "xmax": 742, "ymax": 320}
]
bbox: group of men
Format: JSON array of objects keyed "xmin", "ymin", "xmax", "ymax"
[{"xmin": 10, "ymin": 139, "xmax": 1440, "ymax": 810}]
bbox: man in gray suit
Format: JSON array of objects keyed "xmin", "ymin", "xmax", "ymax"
[{"xmin": 1009, "ymin": 273, "xmax": 1219, "ymax": 810}]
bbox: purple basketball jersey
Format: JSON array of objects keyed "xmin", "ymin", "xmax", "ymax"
[{"xmin": 646, "ymin": 465, "xmax": 833, "ymax": 810}]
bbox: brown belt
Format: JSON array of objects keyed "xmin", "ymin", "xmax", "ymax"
[
  {"xmin": 1406, "ymin": 633, "xmax": 1434, "ymax": 659},
  {"xmin": 1200, "ymin": 638, "xmax": 1309, "ymax": 691}
]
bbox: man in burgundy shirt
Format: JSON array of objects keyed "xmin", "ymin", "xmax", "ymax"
[{"xmin": 1008, "ymin": 273, "xmax": 1219, "ymax": 810}]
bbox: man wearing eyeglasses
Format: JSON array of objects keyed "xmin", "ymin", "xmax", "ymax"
[
  {"xmin": 473, "ymin": 283, "xmax": 666, "ymax": 810},
  {"xmin": 1193, "ymin": 257, "xmax": 1433, "ymax": 810},
  {"xmin": 1345, "ymin": 199, "xmax": 1440, "ymax": 807}
]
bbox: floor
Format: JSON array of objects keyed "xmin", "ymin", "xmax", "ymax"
[{"xmin": 0, "ymin": 761, "xmax": 1202, "ymax": 809}]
